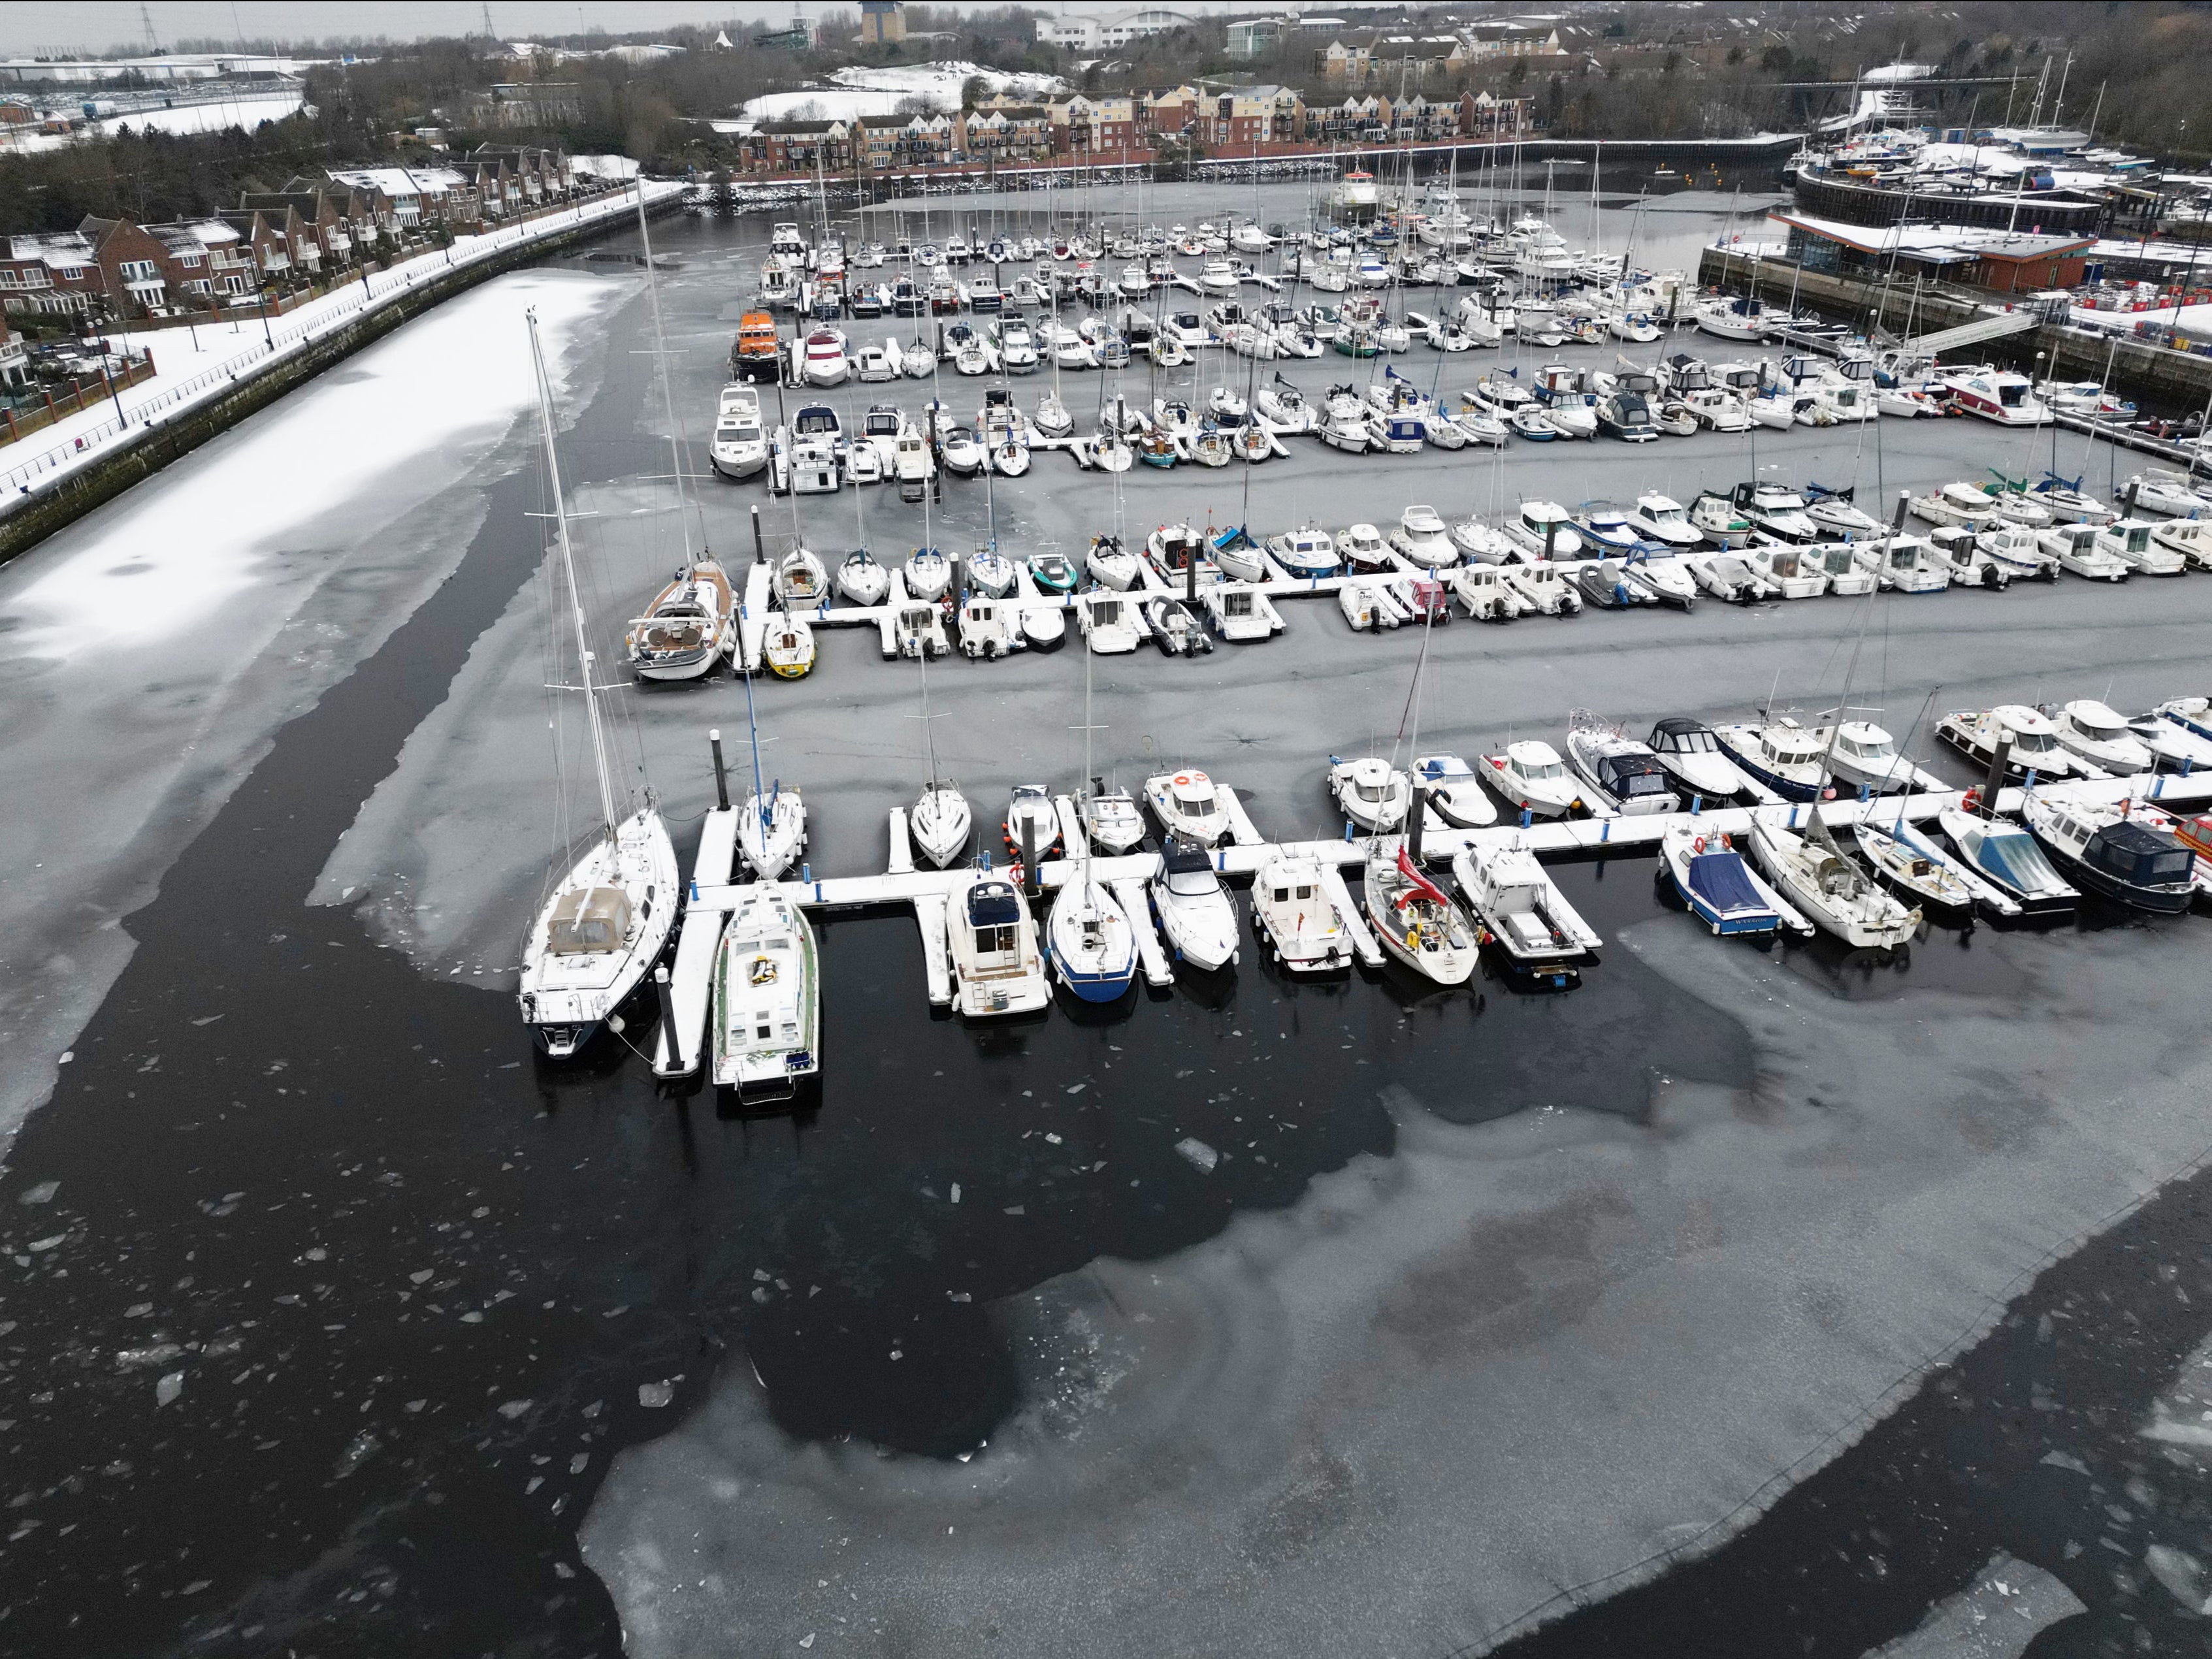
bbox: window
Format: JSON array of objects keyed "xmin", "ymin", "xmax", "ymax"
[{"xmin": 119, "ymin": 259, "xmax": 157, "ymax": 281}]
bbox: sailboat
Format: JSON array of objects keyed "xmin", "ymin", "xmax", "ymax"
[
  {"xmin": 624, "ymin": 187, "xmax": 732, "ymax": 682},
  {"xmin": 1046, "ymin": 628, "xmax": 1138, "ymax": 1003},
  {"xmin": 516, "ymin": 311, "xmax": 679, "ymax": 1057},
  {"xmin": 909, "ymin": 641, "xmax": 970, "ymax": 869}
]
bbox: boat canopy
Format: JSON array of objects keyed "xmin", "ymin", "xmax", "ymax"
[
  {"xmin": 1685, "ymin": 850, "xmax": 1768, "ymax": 916},
  {"xmin": 1595, "ymin": 752, "xmax": 1674, "ymax": 800},
  {"xmin": 2085, "ymin": 822, "xmax": 2193, "ymax": 886},
  {"xmin": 1977, "ymin": 826, "xmax": 2063, "ymax": 893},
  {"xmin": 545, "ymin": 887, "xmax": 631, "ymax": 955},
  {"xmin": 968, "ymin": 882, "xmax": 1021, "ymax": 927}
]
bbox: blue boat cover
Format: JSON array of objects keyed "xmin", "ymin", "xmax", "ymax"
[
  {"xmin": 1976, "ymin": 828, "xmax": 2053, "ymax": 894},
  {"xmin": 1686, "ymin": 850, "xmax": 1767, "ymax": 916}
]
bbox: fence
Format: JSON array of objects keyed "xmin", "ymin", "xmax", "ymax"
[
  {"xmin": 0, "ymin": 183, "xmax": 660, "ymax": 503},
  {"xmin": 0, "ymin": 355, "xmax": 157, "ymax": 447}
]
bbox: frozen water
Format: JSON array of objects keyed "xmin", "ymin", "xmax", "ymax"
[
  {"xmin": 0, "ymin": 266, "xmax": 630, "ymax": 1151},
  {"xmin": 582, "ymin": 917, "xmax": 2212, "ymax": 1657},
  {"xmin": 1174, "ymin": 1136, "xmax": 1220, "ymax": 1174},
  {"xmin": 1862, "ymin": 1551, "xmax": 2086, "ymax": 1658}
]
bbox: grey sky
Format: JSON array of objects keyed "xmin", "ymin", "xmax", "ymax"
[{"xmin": 1, "ymin": 1, "xmax": 1284, "ymax": 58}]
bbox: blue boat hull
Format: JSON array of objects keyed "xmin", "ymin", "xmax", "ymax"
[{"xmin": 1050, "ymin": 952, "xmax": 1137, "ymax": 1001}]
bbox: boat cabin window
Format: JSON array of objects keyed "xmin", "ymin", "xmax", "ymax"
[
  {"xmin": 1998, "ymin": 381, "xmax": 2028, "ymax": 407},
  {"xmin": 2126, "ymin": 526, "xmax": 2150, "ymax": 553},
  {"xmin": 796, "ymin": 409, "xmax": 838, "ymax": 435},
  {"xmin": 546, "ymin": 888, "xmax": 630, "ymax": 955},
  {"xmin": 2009, "ymin": 728, "xmax": 2057, "ymax": 754},
  {"xmin": 2074, "ymin": 711, "xmax": 2126, "ymax": 742},
  {"xmin": 1891, "ymin": 545, "xmax": 1919, "ymax": 570},
  {"xmin": 1521, "ymin": 759, "xmax": 1565, "ymax": 780}
]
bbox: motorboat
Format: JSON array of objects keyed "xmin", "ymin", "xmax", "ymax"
[
  {"xmin": 1078, "ymin": 592, "xmax": 1141, "ymax": 654},
  {"xmin": 2130, "ymin": 707, "xmax": 2212, "ymax": 773},
  {"xmin": 1621, "ymin": 553, "xmax": 1698, "ymax": 611},
  {"xmin": 1574, "ymin": 505, "xmax": 1646, "ymax": 557},
  {"xmin": 1939, "ymin": 365, "xmax": 2047, "ymax": 426},
  {"xmin": 1204, "ymin": 584, "xmax": 1284, "ymax": 641},
  {"xmin": 1268, "ymin": 524, "xmax": 1339, "ymax": 578},
  {"xmin": 1452, "ymin": 562, "xmax": 1526, "ymax": 622},
  {"xmin": 2049, "ymin": 700, "xmax": 2155, "ymax": 774},
  {"xmin": 1318, "ymin": 387, "xmax": 1371, "ymax": 453},
  {"xmin": 1002, "ymin": 783, "xmax": 1062, "ymax": 864},
  {"xmin": 1482, "ymin": 739, "xmax": 1582, "ymax": 818},
  {"xmin": 1207, "ymin": 526, "xmax": 1268, "ymax": 585},
  {"xmin": 1852, "ymin": 810, "xmax": 1979, "ymax": 922},
  {"xmin": 2107, "ymin": 517, "xmax": 2187, "ymax": 576},
  {"xmin": 709, "ymin": 386, "xmax": 770, "ymax": 480},
  {"xmin": 1625, "ymin": 493, "xmax": 1702, "ymax": 549},
  {"xmin": 1029, "ymin": 550, "xmax": 1081, "ymax": 594},
  {"xmin": 1688, "ymin": 551, "xmax": 1775, "ymax": 604},
  {"xmin": 2019, "ymin": 793, "xmax": 2196, "ymax": 913},
  {"xmin": 1150, "ymin": 839, "xmax": 1239, "ymax": 971},
  {"xmin": 856, "ymin": 403, "xmax": 905, "ymax": 472},
  {"xmin": 1926, "ymin": 525, "xmax": 2013, "ymax": 590},
  {"xmin": 1714, "ymin": 717, "xmax": 1832, "ymax": 802},
  {"xmin": 1734, "ymin": 481, "xmax": 1823, "ymax": 544},
  {"xmin": 2124, "ymin": 468, "xmax": 2212, "ymax": 519},
  {"xmin": 834, "ymin": 549, "xmax": 888, "ymax": 606},
  {"xmin": 801, "ymin": 326, "xmax": 850, "ymax": 387},
  {"xmin": 910, "ymin": 780, "xmax": 971, "ymax": 869},
  {"xmin": 956, "ymin": 594, "xmax": 1017, "ymax": 660},
  {"xmin": 994, "ymin": 317, "xmax": 1039, "ymax": 372},
  {"xmin": 1412, "ymin": 754, "xmax": 1499, "ymax": 828},
  {"xmin": 1249, "ymin": 852, "xmax": 1352, "ymax": 974},
  {"xmin": 1339, "ymin": 522, "xmax": 1395, "ymax": 575},
  {"xmin": 1452, "ymin": 399, "xmax": 1511, "ymax": 446},
  {"xmin": 1022, "ymin": 606, "xmax": 1066, "ymax": 652},
  {"xmin": 1575, "ymin": 560, "xmax": 1651, "ymax": 609},
  {"xmin": 1909, "ymin": 481, "xmax": 2002, "ymax": 529},
  {"xmin": 1646, "ymin": 716, "xmax": 1751, "ymax": 801},
  {"xmin": 1660, "ymin": 824, "xmax": 1798, "ymax": 938},
  {"xmin": 1452, "ymin": 841, "xmax": 1601, "ymax": 978},
  {"xmin": 1939, "ymin": 801, "xmax": 2078, "ymax": 912},
  {"xmin": 892, "ymin": 602, "xmax": 948, "ymax": 660},
  {"xmin": 1936, "ymin": 705, "xmax": 2102, "ymax": 783},
  {"xmin": 1804, "ymin": 541, "xmax": 1875, "ymax": 596},
  {"xmin": 947, "ymin": 873, "xmax": 1050, "ymax": 1018},
  {"xmin": 709, "ymin": 884, "xmax": 820, "ymax": 1099},
  {"xmin": 1329, "ymin": 755, "xmax": 1412, "ymax": 831},
  {"xmin": 1145, "ymin": 769, "xmax": 1231, "ymax": 846},
  {"xmin": 1803, "ymin": 487, "xmax": 1886, "ymax": 541},
  {"xmin": 1389, "ymin": 504, "xmax": 1457, "ymax": 568},
  {"xmin": 1689, "ymin": 490, "xmax": 1753, "ymax": 548},
  {"xmin": 1972, "ymin": 523, "xmax": 2058, "ymax": 581},
  {"xmin": 2037, "ymin": 521, "xmax": 2130, "ymax": 581},
  {"xmin": 2149, "ymin": 518, "xmax": 2212, "ymax": 570},
  {"xmin": 1086, "ymin": 533, "xmax": 1141, "ymax": 590},
  {"xmin": 1146, "ymin": 596, "xmax": 1213, "ymax": 654},
  {"xmin": 1748, "ymin": 817, "xmax": 1919, "ymax": 947},
  {"xmin": 1504, "ymin": 562, "xmax": 1584, "ymax": 616},
  {"xmin": 1853, "ymin": 534, "xmax": 1949, "ymax": 593},
  {"xmin": 1449, "ymin": 515, "xmax": 1518, "ymax": 565},
  {"xmin": 1079, "ymin": 783, "xmax": 1145, "ymax": 856},
  {"xmin": 1808, "ymin": 718, "xmax": 1945, "ymax": 795},
  {"xmin": 1563, "ymin": 716, "xmax": 1682, "ymax": 816},
  {"xmin": 2158, "ymin": 696, "xmax": 2212, "ymax": 744},
  {"xmin": 905, "ymin": 547, "xmax": 951, "ymax": 601},
  {"xmin": 1363, "ymin": 839, "xmax": 1477, "ymax": 986},
  {"xmin": 1504, "ymin": 500, "xmax": 1582, "ymax": 561},
  {"xmin": 938, "ymin": 425, "xmax": 985, "ymax": 475}
]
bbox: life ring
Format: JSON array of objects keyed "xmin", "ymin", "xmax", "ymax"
[{"xmin": 1693, "ymin": 834, "xmax": 1707, "ymax": 854}]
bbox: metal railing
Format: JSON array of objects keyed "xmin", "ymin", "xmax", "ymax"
[{"xmin": 0, "ymin": 184, "xmax": 654, "ymax": 505}]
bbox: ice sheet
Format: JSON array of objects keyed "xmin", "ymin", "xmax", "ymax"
[
  {"xmin": 580, "ymin": 919, "xmax": 2212, "ymax": 1656},
  {"xmin": 0, "ymin": 266, "xmax": 630, "ymax": 1149}
]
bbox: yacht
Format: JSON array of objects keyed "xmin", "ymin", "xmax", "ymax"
[
  {"xmin": 1625, "ymin": 493, "xmax": 1702, "ymax": 549},
  {"xmin": 948, "ymin": 872, "xmax": 1050, "ymax": 1018},
  {"xmin": 1452, "ymin": 841, "xmax": 1602, "ymax": 978},
  {"xmin": 1248, "ymin": 848, "xmax": 1354, "ymax": 974},
  {"xmin": 910, "ymin": 780, "xmax": 971, "ymax": 870},
  {"xmin": 801, "ymin": 326, "xmax": 849, "ymax": 387},
  {"xmin": 1562, "ymin": 717, "xmax": 1681, "ymax": 815},
  {"xmin": 773, "ymin": 547, "xmax": 830, "ymax": 609},
  {"xmin": 1504, "ymin": 500, "xmax": 1582, "ymax": 560},
  {"xmin": 1046, "ymin": 875, "xmax": 1138, "ymax": 1003},
  {"xmin": 1389, "ymin": 504, "xmax": 1457, "ymax": 568},
  {"xmin": 834, "ymin": 549, "xmax": 888, "ymax": 607},
  {"xmin": 1808, "ymin": 718, "xmax": 1944, "ymax": 794},
  {"xmin": 1714, "ymin": 717, "xmax": 1831, "ymax": 802},
  {"xmin": 1935, "ymin": 705, "xmax": 2102, "ymax": 783},
  {"xmin": 1329, "ymin": 756, "xmax": 1412, "ymax": 831},
  {"xmin": 2019, "ymin": 794, "xmax": 2196, "ymax": 912},
  {"xmin": 1411, "ymin": 754, "xmax": 1498, "ymax": 827},
  {"xmin": 1482, "ymin": 740, "xmax": 1584, "ymax": 818},
  {"xmin": 1851, "ymin": 816, "xmax": 1979, "ymax": 918},
  {"xmin": 1938, "ymin": 365, "xmax": 2048, "ymax": 426},
  {"xmin": 1081, "ymin": 784, "xmax": 1147, "ymax": 855},
  {"xmin": 709, "ymin": 386, "xmax": 770, "ymax": 480},
  {"xmin": 1149, "ymin": 839, "xmax": 1240, "ymax": 972},
  {"xmin": 1085, "ymin": 533, "xmax": 1141, "ymax": 590},
  {"xmin": 1145, "ymin": 769, "xmax": 1231, "ymax": 846},
  {"xmin": 1646, "ymin": 717, "xmax": 1751, "ymax": 801},
  {"xmin": 2049, "ymin": 700, "xmax": 2155, "ymax": 774},
  {"xmin": 709, "ymin": 885, "xmax": 820, "ymax": 1100}
]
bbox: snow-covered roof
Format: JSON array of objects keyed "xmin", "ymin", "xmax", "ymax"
[
  {"xmin": 1774, "ymin": 210, "xmax": 2093, "ymax": 261},
  {"xmin": 329, "ymin": 166, "xmax": 467, "ymax": 197}
]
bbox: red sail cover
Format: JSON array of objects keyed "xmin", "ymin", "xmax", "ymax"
[{"xmin": 1396, "ymin": 843, "xmax": 1451, "ymax": 909}]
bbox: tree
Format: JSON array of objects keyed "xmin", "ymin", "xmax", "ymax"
[{"xmin": 961, "ymin": 74, "xmax": 989, "ymax": 112}]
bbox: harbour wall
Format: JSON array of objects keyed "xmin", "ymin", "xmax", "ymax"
[{"xmin": 0, "ymin": 195, "xmax": 679, "ymax": 572}]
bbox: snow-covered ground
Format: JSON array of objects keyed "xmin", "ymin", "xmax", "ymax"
[
  {"xmin": 0, "ymin": 265, "xmax": 632, "ymax": 1150},
  {"xmin": 732, "ymin": 60, "xmax": 1065, "ymax": 129},
  {"xmin": 0, "ymin": 181, "xmax": 676, "ymax": 506},
  {"xmin": 0, "ymin": 91, "xmax": 304, "ymax": 153}
]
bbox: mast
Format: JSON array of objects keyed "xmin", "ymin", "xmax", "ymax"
[
  {"xmin": 529, "ymin": 310, "xmax": 621, "ymax": 837},
  {"xmin": 633, "ymin": 178, "xmax": 698, "ymax": 575}
]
